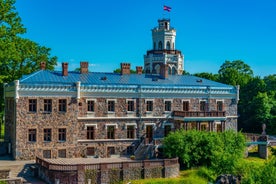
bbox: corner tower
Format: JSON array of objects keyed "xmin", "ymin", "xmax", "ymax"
[{"xmin": 144, "ymin": 19, "xmax": 184, "ymax": 75}]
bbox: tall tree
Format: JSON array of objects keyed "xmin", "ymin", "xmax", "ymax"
[
  {"xmin": 218, "ymin": 60, "xmax": 253, "ymax": 87},
  {"xmin": 238, "ymin": 77, "xmax": 267, "ymax": 132},
  {"xmin": 0, "ymin": 0, "xmax": 57, "ymax": 124},
  {"xmin": 0, "ymin": 0, "xmax": 57, "ymax": 83}
]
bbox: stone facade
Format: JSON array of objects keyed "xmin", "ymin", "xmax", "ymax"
[{"xmin": 4, "ymin": 89, "xmax": 238, "ymax": 160}]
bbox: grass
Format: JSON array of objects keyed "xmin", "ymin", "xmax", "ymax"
[{"xmin": 128, "ymin": 169, "xmax": 208, "ymax": 184}]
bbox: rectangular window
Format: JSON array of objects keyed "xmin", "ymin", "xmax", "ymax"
[
  {"xmin": 165, "ymin": 101, "xmax": 172, "ymax": 111},
  {"xmin": 183, "ymin": 101, "xmax": 189, "ymax": 111},
  {"xmin": 87, "ymin": 126, "xmax": 95, "ymax": 140},
  {"xmin": 44, "ymin": 129, "xmax": 52, "ymax": 142},
  {"xmin": 127, "ymin": 100, "xmax": 134, "ymax": 112},
  {"xmin": 87, "ymin": 147, "xmax": 95, "ymax": 156},
  {"xmin": 127, "ymin": 126, "xmax": 135, "ymax": 139},
  {"xmin": 200, "ymin": 101, "xmax": 206, "ymax": 111},
  {"xmin": 58, "ymin": 128, "xmax": 66, "ymax": 142},
  {"xmin": 43, "ymin": 150, "xmax": 51, "ymax": 158},
  {"xmin": 107, "ymin": 126, "xmax": 115, "ymax": 139},
  {"xmin": 217, "ymin": 101, "xmax": 223, "ymax": 111},
  {"xmin": 87, "ymin": 100, "xmax": 95, "ymax": 112},
  {"xmin": 58, "ymin": 149, "xmax": 66, "ymax": 158},
  {"xmin": 28, "ymin": 129, "xmax": 36, "ymax": 142},
  {"xmin": 146, "ymin": 101, "xmax": 153, "ymax": 111},
  {"xmin": 29, "ymin": 99, "xmax": 37, "ymax": 112},
  {"xmin": 58, "ymin": 99, "xmax": 67, "ymax": 112},
  {"xmin": 44, "ymin": 99, "xmax": 52, "ymax": 112},
  {"xmin": 108, "ymin": 101, "xmax": 115, "ymax": 112}
]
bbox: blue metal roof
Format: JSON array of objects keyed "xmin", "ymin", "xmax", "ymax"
[{"xmin": 20, "ymin": 70, "xmax": 233, "ymax": 88}]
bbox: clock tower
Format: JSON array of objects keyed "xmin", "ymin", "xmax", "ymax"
[{"xmin": 144, "ymin": 19, "xmax": 184, "ymax": 75}]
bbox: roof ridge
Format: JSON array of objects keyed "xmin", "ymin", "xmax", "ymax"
[{"xmin": 20, "ymin": 70, "xmax": 45, "ymax": 82}]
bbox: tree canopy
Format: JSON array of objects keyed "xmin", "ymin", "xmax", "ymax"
[
  {"xmin": 193, "ymin": 60, "xmax": 276, "ymax": 134},
  {"xmin": 0, "ymin": 0, "xmax": 57, "ymax": 120},
  {"xmin": 0, "ymin": 0, "xmax": 57, "ymax": 83}
]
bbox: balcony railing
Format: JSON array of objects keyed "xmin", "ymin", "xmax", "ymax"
[
  {"xmin": 146, "ymin": 49, "xmax": 182, "ymax": 55},
  {"xmin": 172, "ymin": 111, "xmax": 226, "ymax": 117}
]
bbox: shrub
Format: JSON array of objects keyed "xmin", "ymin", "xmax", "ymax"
[{"xmin": 163, "ymin": 130, "xmax": 246, "ymax": 174}]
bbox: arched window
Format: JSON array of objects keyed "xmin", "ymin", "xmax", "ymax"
[
  {"xmin": 166, "ymin": 41, "xmax": 170, "ymax": 50},
  {"xmin": 153, "ymin": 42, "xmax": 156, "ymax": 50},
  {"xmin": 168, "ymin": 67, "xmax": 172, "ymax": 75},
  {"xmin": 155, "ymin": 64, "xmax": 160, "ymax": 74},
  {"xmin": 158, "ymin": 41, "xmax": 163, "ymax": 50},
  {"xmin": 172, "ymin": 67, "xmax": 177, "ymax": 75}
]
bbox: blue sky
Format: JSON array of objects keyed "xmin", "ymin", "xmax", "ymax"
[{"xmin": 15, "ymin": 0, "xmax": 276, "ymax": 77}]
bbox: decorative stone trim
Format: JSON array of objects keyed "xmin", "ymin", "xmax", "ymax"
[
  {"xmin": 143, "ymin": 123, "xmax": 156, "ymax": 130},
  {"xmin": 105, "ymin": 123, "xmax": 118, "ymax": 129},
  {"xmin": 125, "ymin": 123, "xmax": 138, "ymax": 129},
  {"xmin": 85, "ymin": 124, "xmax": 98, "ymax": 129},
  {"xmin": 162, "ymin": 122, "xmax": 175, "ymax": 129}
]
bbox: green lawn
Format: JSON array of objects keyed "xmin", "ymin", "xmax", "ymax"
[{"xmin": 128, "ymin": 169, "xmax": 208, "ymax": 184}]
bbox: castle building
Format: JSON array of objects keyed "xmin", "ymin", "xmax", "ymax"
[{"xmin": 4, "ymin": 19, "xmax": 239, "ymax": 160}]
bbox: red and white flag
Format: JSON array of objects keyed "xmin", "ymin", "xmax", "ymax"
[{"xmin": 163, "ymin": 5, "xmax": 172, "ymax": 12}]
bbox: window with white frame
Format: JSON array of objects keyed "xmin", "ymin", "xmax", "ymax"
[
  {"xmin": 200, "ymin": 101, "xmax": 207, "ymax": 111},
  {"xmin": 146, "ymin": 100, "xmax": 153, "ymax": 112},
  {"xmin": 108, "ymin": 100, "xmax": 115, "ymax": 112},
  {"xmin": 127, "ymin": 100, "xmax": 134, "ymax": 112},
  {"xmin": 164, "ymin": 100, "xmax": 172, "ymax": 111},
  {"xmin": 183, "ymin": 101, "xmax": 189, "ymax": 111},
  {"xmin": 217, "ymin": 101, "xmax": 223, "ymax": 111},
  {"xmin": 87, "ymin": 100, "xmax": 95, "ymax": 112}
]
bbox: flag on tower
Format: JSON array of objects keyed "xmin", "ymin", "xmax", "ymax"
[{"xmin": 163, "ymin": 5, "xmax": 172, "ymax": 12}]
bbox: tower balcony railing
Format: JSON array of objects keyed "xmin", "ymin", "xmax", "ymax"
[
  {"xmin": 172, "ymin": 111, "xmax": 226, "ymax": 117},
  {"xmin": 146, "ymin": 49, "xmax": 182, "ymax": 55}
]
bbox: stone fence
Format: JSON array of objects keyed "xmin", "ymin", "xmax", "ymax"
[{"xmin": 36, "ymin": 157, "xmax": 179, "ymax": 184}]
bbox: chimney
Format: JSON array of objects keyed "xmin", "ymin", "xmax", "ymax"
[
  {"xmin": 121, "ymin": 63, "xmax": 131, "ymax": 75},
  {"xmin": 62, "ymin": 62, "xmax": 68, "ymax": 76},
  {"xmin": 80, "ymin": 61, "xmax": 89, "ymax": 74},
  {"xmin": 40, "ymin": 62, "xmax": 46, "ymax": 70},
  {"xmin": 136, "ymin": 66, "xmax": 143, "ymax": 74},
  {"xmin": 160, "ymin": 64, "xmax": 169, "ymax": 79}
]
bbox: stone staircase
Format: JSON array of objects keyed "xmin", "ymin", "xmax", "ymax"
[{"xmin": 134, "ymin": 140, "xmax": 156, "ymax": 160}]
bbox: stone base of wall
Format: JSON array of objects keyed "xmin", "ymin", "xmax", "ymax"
[
  {"xmin": 0, "ymin": 169, "xmax": 10, "ymax": 179},
  {"xmin": 37, "ymin": 157, "xmax": 179, "ymax": 184}
]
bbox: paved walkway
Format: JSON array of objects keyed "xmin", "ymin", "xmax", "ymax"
[{"xmin": 0, "ymin": 155, "xmax": 45, "ymax": 184}]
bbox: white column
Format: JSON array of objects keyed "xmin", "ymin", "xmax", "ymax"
[
  {"xmin": 15, "ymin": 80, "xmax": 19, "ymax": 102},
  {"xmin": 76, "ymin": 81, "xmax": 81, "ymax": 101}
]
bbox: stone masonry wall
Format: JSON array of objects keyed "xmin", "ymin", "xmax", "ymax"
[
  {"xmin": 15, "ymin": 97, "xmax": 79, "ymax": 160},
  {"xmin": 13, "ymin": 95, "xmax": 237, "ymax": 160}
]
